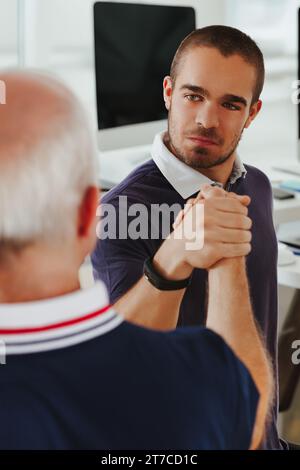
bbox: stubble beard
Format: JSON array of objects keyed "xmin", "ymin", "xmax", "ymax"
[{"xmin": 165, "ymin": 116, "xmax": 244, "ymax": 171}]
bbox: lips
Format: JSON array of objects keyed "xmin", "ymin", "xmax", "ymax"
[{"xmin": 189, "ymin": 136, "xmax": 218, "ymax": 146}]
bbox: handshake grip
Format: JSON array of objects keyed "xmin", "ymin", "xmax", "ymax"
[{"xmin": 169, "ymin": 184, "xmax": 252, "ymax": 271}]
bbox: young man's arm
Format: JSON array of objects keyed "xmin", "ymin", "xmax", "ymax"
[
  {"xmin": 115, "ymin": 187, "xmax": 251, "ymax": 330},
  {"xmin": 206, "ymin": 257, "xmax": 273, "ymax": 449}
]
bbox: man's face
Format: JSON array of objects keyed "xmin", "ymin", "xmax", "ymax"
[{"xmin": 163, "ymin": 47, "xmax": 261, "ymax": 170}]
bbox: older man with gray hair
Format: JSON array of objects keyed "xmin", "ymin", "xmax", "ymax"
[{"xmin": 0, "ymin": 71, "xmax": 271, "ymax": 450}]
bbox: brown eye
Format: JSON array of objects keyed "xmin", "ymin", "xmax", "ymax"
[
  {"xmin": 223, "ymin": 102, "xmax": 240, "ymax": 111},
  {"xmin": 186, "ymin": 95, "xmax": 201, "ymax": 102}
]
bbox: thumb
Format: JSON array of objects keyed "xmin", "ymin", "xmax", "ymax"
[
  {"xmin": 200, "ymin": 184, "xmax": 226, "ymax": 199},
  {"xmin": 227, "ymin": 192, "xmax": 251, "ymax": 207}
]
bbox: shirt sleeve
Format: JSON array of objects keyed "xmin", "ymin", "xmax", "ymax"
[
  {"xmin": 222, "ymin": 337, "xmax": 260, "ymax": 449},
  {"xmin": 91, "ymin": 193, "xmax": 158, "ymax": 304},
  {"xmin": 167, "ymin": 327, "xmax": 259, "ymax": 449}
]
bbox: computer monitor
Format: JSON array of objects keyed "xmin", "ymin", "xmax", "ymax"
[{"xmin": 94, "ymin": 1, "xmax": 196, "ymax": 153}]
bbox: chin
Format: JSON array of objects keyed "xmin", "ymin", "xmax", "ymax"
[{"xmin": 187, "ymin": 153, "xmax": 224, "ymax": 169}]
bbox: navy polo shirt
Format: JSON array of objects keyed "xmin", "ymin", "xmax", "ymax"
[
  {"xmin": 92, "ymin": 158, "xmax": 280, "ymax": 449},
  {"xmin": 0, "ymin": 321, "xmax": 258, "ymax": 450}
]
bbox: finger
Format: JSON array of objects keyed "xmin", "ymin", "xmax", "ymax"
[
  {"xmin": 216, "ymin": 213, "xmax": 252, "ymax": 230},
  {"xmin": 220, "ymin": 242, "xmax": 252, "ymax": 257},
  {"xmin": 180, "ymin": 199, "xmax": 196, "ymax": 222},
  {"xmin": 173, "ymin": 196, "xmax": 204, "ymax": 229},
  {"xmin": 201, "ymin": 184, "xmax": 226, "ymax": 199},
  {"xmin": 210, "ymin": 197, "xmax": 249, "ymax": 215},
  {"xmin": 205, "ymin": 227, "xmax": 252, "ymax": 244},
  {"xmin": 227, "ymin": 192, "xmax": 251, "ymax": 207},
  {"xmin": 185, "ymin": 198, "xmax": 196, "ymax": 211},
  {"xmin": 183, "ymin": 196, "xmax": 204, "ymax": 219},
  {"xmin": 173, "ymin": 198, "xmax": 198, "ymax": 229},
  {"xmin": 173, "ymin": 210, "xmax": 184, "ymax": 229},
  {"xmin": 193, "ymin": 190, "xmax": 204, "ymax": 203}
]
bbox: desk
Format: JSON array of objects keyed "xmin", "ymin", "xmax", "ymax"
[
  {"xmin": 260, "ymin": 167, "xmax": 300, "ymax": 288},
  {"xmin": 278, "ymin": 258, "xmax": 300, "ymax": 289},
  {"xmin": 274, "ymin": 195, "xmax": 300, "ymax": 225},
  {"xmin": 261, "ymin": 166, "xmax": 300, "ymax": 225}
]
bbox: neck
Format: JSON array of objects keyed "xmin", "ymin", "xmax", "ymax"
[
  {"xmin": 194, "ymin": 153, "xmax": 237, "ymax": 187},
  {"xmin": 0, "ymin": 244, "xmax": 81, "ymax": 303}
]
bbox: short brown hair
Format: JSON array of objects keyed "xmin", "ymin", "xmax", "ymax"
[{"xmin": 170, "ymin": 25, "xmax": 265, "ymax": 105}]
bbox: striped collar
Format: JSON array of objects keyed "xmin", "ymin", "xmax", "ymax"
[
  {"xmin": 151, "ymin": 131, "xmax": 247, "ymax": 199},
  {"xmin": 0, "ymin": 282, "xmax": 123, "ymax": 355}
]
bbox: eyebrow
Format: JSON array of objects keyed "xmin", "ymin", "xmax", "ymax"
[
  {"xmin": 222, "ymin": 94, "xmax": 248, "ymax": 107},
  {"xmin": 180, "ymin": 84, "xmax": 248, "ymax": 107},
  {"xmin": 180, "ymin": 84, "xmax": 209, "ymax": 97}
]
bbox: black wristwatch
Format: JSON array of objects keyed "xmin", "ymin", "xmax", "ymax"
[{"xmin": 143, "ymin": 256, "xmax": 192, "ymax": 291}]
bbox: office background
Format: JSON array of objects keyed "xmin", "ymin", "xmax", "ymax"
[{"xmin": 0, "ymin": 0, "xmax": 300, "ymax": 442}]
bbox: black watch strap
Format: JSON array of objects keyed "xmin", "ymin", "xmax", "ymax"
[{"xmin": 143, "ymin": 256, "xmax": 192, "ymax": 291}]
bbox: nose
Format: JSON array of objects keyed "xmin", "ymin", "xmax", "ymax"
[{"xmin": 195, "ymin": 102, "xmax": 219, "ymax": 129}]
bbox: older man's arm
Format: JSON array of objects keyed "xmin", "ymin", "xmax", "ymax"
[{"xmin": 206, "ymin": 257, "xmax": 273, "ymax": 449}]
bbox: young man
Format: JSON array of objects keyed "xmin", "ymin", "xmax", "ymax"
[
  {"xmin": 0, "ymin": 71, "xmax": 271, "ymax": 450},
  {"xmin": 92, "ymin": 26, "xmax": 280, "ymax": 449}
]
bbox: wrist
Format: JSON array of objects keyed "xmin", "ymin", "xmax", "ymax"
[
  {"xmin": 153, "ymin": 237, "xmax": 193, "ymax": 281},
  {"xmin": 209, "ymin": 257, "xmax": 247, "ymax": 291},
  {"xmin": 209, "ymin": 256, "xmax": 245, "ymax": 272}
]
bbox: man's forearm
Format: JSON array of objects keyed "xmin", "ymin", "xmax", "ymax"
[
  {"xmin": 206, "ymin": 257, "xmax": 273, "ymax": 449},
  {"xmin": 207, "ymin": 258, "xmax": 255, "ymax": 349},
  {"xmin": 114, "ymin": 277, "xmax": 186, "ymax": 330},
  {"xmin": 114, "ymin": 236, "xmax": 192, "ymax": 330}
]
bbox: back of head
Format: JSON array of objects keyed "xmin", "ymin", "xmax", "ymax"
[
  {"xmin": 171, "ymin": 25, "xmax": 265, "ymax": 104},
  {"xmin": 0, "ymin": 71, "xmax": 98, "ymax": 254}
]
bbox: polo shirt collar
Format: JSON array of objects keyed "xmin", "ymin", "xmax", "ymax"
[
  {"xmin": 151, "ymin": 131, "xmax": 247, "ymax": 199},
  {"xmin": 0, "ymin": 281, "xmax": 123, "ymax": 355}
]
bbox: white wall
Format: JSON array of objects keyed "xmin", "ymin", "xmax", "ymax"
[
  {"xmin": 45, "ymin": 0, "xmax": 226, "ymax": 51},
  {"xmin": 0, "ymin": 0, "xmax": 18, "ymax": 51},
  {"xmin": 0, "ymin": 0, "xmax": 225, "ymax": 66},
  {"xmin": 0, "ymin": 0, "xmax": 18, "ymax": 66}
]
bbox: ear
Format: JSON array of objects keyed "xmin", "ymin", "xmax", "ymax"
[
  {"xmin": 77, "ymin": 186, "xmax": 99, "ymax": 239},
  {"xmin": 244, "ymin": 99, "xmax": 262, "ymax": 129},
  {"xmin": 163, "ymin": 76, "xmax": 173, "ymax": 111}
]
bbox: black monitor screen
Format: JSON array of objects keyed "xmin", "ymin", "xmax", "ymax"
[{"xmin": 94, "ymin": 2, "xmax": 196, "ymax": 130}]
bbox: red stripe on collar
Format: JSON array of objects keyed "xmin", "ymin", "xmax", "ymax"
[{"xmin": 0, "ymin": 304, "xmax": 112, "ymax": 335}]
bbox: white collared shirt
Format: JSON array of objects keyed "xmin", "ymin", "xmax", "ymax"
[
  {"xmin": 0, "ymin": 282, "xmax": 123, "ymax": 355},
  {"xmin": 151, "ymin": 131, "xmax": 247, "ymax": 199}
]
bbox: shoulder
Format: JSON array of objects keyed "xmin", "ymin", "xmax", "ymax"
[
  {"xmin": 242, "ymin": 165, "xmax": 274, "ymax": 216},
  {"xmin": 244, "ymin": 164, "xmax": 272, "ymax": 191},
  {"xmin": 121, "ymin": 321, "xmax": 258, "ymax": 398},
  {"xmin": 167, "ymin": 326, "xmax": 259, "ymax": 447},
  {"xmin": 122, "ymin": 322, "xmax": 242, "ymax": 370},
  {"xmin": 101, "ymin": 159, "xmax": 170, "ymax": 206},
  {"xmin": 118, "ymin": 322, "xmax": 258, "ymax": 445}
]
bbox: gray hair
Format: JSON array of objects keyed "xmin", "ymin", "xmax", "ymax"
[{"xmin": 0, "ymin": 73, "xmax": 98, "ymax": 246}]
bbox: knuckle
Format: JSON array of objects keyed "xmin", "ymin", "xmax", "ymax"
[{"xmin": 241, "ymin": 215, "xmax": 251, "ymax": 229}]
